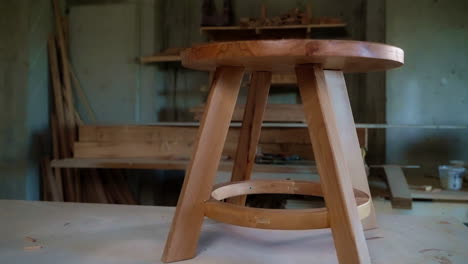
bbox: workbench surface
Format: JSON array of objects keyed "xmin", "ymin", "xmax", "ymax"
[{"xmin": 1, "ymin": 200, "xmax": 467, "ymax": 264}]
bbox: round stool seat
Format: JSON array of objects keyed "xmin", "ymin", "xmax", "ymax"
[{"xmin": 182, "ymin": 39, "xmax": 404, "ymax": 73}]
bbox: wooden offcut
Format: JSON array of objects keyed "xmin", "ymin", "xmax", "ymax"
[{"xmin": 383, "ymin": 166, "xmax": 412, "ymax": 209}]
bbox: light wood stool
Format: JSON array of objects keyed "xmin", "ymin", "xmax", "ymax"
[{"xmin": 162, "ymin": 39, "xmax": 404, "ymax": 264}]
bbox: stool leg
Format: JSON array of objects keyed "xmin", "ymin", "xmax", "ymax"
[
  {"xmin": 296, "ymin": 64, "xmax": 371, "ymax": 264},
  {"xmin": 162, "ymin": 66, "xmax": 245, "ymax": 263},
  {"xmin": 322, "ymin": 70, "xmax": 377, "ymax": 229},
  {"xmin": 228, "ymin": 72, "xmax": 272, "ymax": 205}
]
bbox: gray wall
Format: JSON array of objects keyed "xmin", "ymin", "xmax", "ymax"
[
  {"xmin": 69, "ymin": 0, "xmax": 165, "ymax": 124},
  {"xmin": 386, "ymin": 0, "xmax": 468, "ymax": 172},
  {"xmin": 68, "ymin": 0, "xmax": 375, "ymax": 124},
  {"xmin": 0, "ymin": 0, "xmax": 54, "ymax": 200}
]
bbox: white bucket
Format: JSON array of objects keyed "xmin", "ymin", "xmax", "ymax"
[
  {"xmin": 449, "ymin": 160, "xmax": 467, "ymax": 181},
  {"xmin": 438, "ymin": 165, "xmax": 465, "ymax": 190}
]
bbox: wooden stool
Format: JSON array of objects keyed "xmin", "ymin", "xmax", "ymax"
[{"xmin": 162, "ymin": 40, "xmax": 404, "ymax": 264}]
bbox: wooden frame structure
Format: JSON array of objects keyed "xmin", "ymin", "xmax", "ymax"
[{"xmin": 161, "ymin": 40, "xmax": 404, "ymax": 263}]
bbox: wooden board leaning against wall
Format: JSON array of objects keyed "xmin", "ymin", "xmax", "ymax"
[{"xmin": 74, "ymin": 125, "xmax": 368, "ymax": 161}]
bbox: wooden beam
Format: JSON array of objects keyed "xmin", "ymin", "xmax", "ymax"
[{"xmin": 383, "ymin": 166, "xmax": 412, "ymax": 209}]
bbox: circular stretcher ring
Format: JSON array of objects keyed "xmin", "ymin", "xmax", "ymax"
[{"xmin": 204, "ymin": 179, "xmax": 371, "ymax": 230}]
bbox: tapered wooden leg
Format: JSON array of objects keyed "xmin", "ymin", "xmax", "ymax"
[
  {"xmin": 228, "ymin": 72, "xmax": 272, "ymax": 205},
  {"xmin": 322, "ymin": 70, "xmax": 377, "ymax": 229},
  {"xmin": 296, "ymin": 64, "xmax": 371, "ymax": 264},
  {"xmin": 162, "ymin": 66, "xmax": 245, "ymax": 263}
]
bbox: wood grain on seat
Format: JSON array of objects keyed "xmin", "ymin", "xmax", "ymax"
[{"xmin": 182, "ymin": 39, "xmax": 404, "ymax": 73}]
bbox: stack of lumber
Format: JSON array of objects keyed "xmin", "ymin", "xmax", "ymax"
[{"xmin": 41, "ymin": 0, "xmax": 135, "ymax": 205}]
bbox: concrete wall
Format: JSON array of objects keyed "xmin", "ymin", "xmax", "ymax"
[
  {"xmin": 386, "ymin": 0, "xmax": 468, "ymax": 172},
  {"xmin": 0, "ymin": 0, "xmax": 54, "ymax": 200},
  {"xmin": 67, "ymin": 0, "xmax": 375, "ymax": 124},
  {"xmin": 68, "ymin": 0, "xmax": 165, "ymax": 124}
]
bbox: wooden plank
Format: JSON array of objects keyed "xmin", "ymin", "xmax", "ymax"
[
  {"xmin": 74, "ymin": 130, "xmax": 366, "ymax": 161},
  {"xmin": 79, "ymin": 125, "xmax": 200, "ymax": 142},
  {"xmin": 411, "ymin": 189, "xmax": 468, "ymax": 201},
  {"xmin": 383, "ymin": 166, "xmax": 412, "ymax": 209},
  {"xmin": 140, "ymin": 55, "xmax": 181, "ymax": 63},
  {"xmin": 162, "ymin": 67, "xmax": 245, "ymax": 262},
  {"xmin": 40, "ymin": 157, "xmax": 61, "ymax": 201},
  {"xmin": 76, "ymin": 125, "xmax": 367, "ymax": 162},
  {"xmin": 52, "ymin": 0, "xmax": 79, "ymax": 202},
  {"xmin": 53, "ymin": 158, "xmax": 188, "ymax": 170},
  {"xmin": 191, "ymin": 104, "xmax": 305, "ymax": 122},
  {"xmin": 229, "ymin": 72, "xmax": 271, "ymax": 205},
  {"xmin": 139, "ymin": 48, "xmax": 185, "ymax": 64},
  {"xmin": 79, "ymin": 125, "xmax": 368, "ymax": 149},
  {"xmin": 51, "ymin": 158, "xmax": 321, "ymax": 175},
  {"xmin": 200, "ymin": 23, "xmax": 347, "ymax": 31},
  {"xmin": 74, "ymin": 142, "xmax": 198, "ymax": 159},
  {"xmin": 77, "ymin": 121, "xmax": 468, "ymax": 129},
  {"xmin": 50, "ymin": 114, "xmax": 64, "ymax": 201},
  {"xmin": 52, "ymin": 0, "xmax": 76, "ymax": 150},
  {"xmin": 52, "ymin": 158, "xmax": 421, "ymax": 177},
  {"xmin": 323, "ymin": 70, "xmax": 377, "ymax": 229},
  {"xmin": 296, "ymin": 65, "xmax": 370, "ymax": 264},
  {"xmin": 61, "ymin": 15, "xmax": 70, "ymax": 52},
  {"xmin": 48, "ymin": 36, "xmax": 74, "ymax": 202},
  {"xmin": 70, "ymin": 65, "xmax": 97, "ymax": 123},
  {"xmin": 48, "ymin": 38, "xmax": 69, "ymax": 157}
]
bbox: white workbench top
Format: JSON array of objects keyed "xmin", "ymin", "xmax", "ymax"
[{"xmin": 0, "ymin": 200, "xmax": 467, "ymax": 264}]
